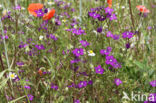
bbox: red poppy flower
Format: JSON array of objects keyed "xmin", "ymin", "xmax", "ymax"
[
  {"xmin": 107, "ymin": 0, "xmax": 112, "ymax": 8},
  {"xmin": 28, "ymin": 3, "xmax": 44, "ymax": 17},
  {"xmin": 43, "ymin": 9, "xmax": 55, "ymax": 20},
  {"xmin": 136, "ymin": 5, "xmax": 150, "ymax": 13},
  {"xmin": 38, "ymin": 69, "xmax": 43, "ymax": 76}
]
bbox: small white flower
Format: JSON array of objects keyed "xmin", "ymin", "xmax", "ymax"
[
  {"xmin": 47, "ymin": 2, "xmax": 54, "ymax": 5},
  {"xmin": 88, "ymin": 50, "xmax": 95, "ymax": 56},
  {"xmin": 65, "ymin": 87, "xmax": 68, "ymax": 91},
  {"xmin": 62, "ymin": 19, "xmax": 67, "ymax": 23},
  {"xmin": 21, "ymin": 7, "xmax": 25, "ymax": 10},
  {"xmin": 73, "ymin": 16, "xmax": 80, "ymax": 20},
  {"xmin": 25, "ymin": 46, "xmax": 30, "ymax": 52},
  {"xmin": 121, "ymin": 6, "xmax": 125, "ymax": 9},
  {"xmin": 39, "ymin": 35, "xmax": 44, "ymax": 41},
  {"xmin": 93, "ymin": 30, "xmax": 97, "ymax": 35},
  {"xmin": 8, "ymin": 72, "xmax": 17, "ymax": 79}
]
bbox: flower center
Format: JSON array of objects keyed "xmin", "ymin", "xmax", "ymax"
[
  {"xmin": 10, "ymin": 74, "xmax": 15, "ymax": 78},
  {"xmin": 89, "ymin": 50, "xmax": 93, "ymax": 54}
]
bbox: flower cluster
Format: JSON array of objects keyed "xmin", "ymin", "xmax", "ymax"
[
  {"xmin": 66, "ymin": 28, "xmax": 86, "ymax": 35},
  {"xmin": 106, "ymin": 55, "xmax": 121, "ymax": 69},
  {"xmin": 51, "ymin": 83, "xmax": 58, "ymax": 90},
  {"xmin": 68, "ymin": 80, "xmax": 93, "ymax": 88},
  {"xmin": 100, "ymin": 46, "xmax": 121, "ymax": 69},
  {"xmin": 122, "ymin": 31, "xmax": 135, "ymax": 39},
  {"xmin": 100, "ymin": 46, "xmax": 112, "ymax": 56},
  {"xmin": 28, "ymin": 3, "xmax": 55, "ymax": 20},
  {"xmin": 46, "ymin": 34, "xmax": 58, "ymax": 41},
  {"xmin": 106, "ymin": 31, "xmax": 120, "ymax": 40},
  {"xmin": 88, "ymin": 6, "xmax": 117, "ymax": 21}
]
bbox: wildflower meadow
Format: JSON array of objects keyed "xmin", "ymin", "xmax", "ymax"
[{"xmin": 0, "ymin": 0, "xmax": 155, "ymax": 103}]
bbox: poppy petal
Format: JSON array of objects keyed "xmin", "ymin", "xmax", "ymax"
[
  {"xmin": 43, "ymin": 9, "xmax": 55, "ymax": 20},
  {"xmin": 28, "ymin": 3, "xmax": 43, "ymax": 16},
  {"xmin": 136, "ymin": 5, "xmax": 150, "ymax": 13},
  {"xmin": 29, "ymin": 11, "xmax": 37, "ymax": 17},
  {"xmin": 107, "ymin": 0, "xmax": 112, "ymax": 8}
]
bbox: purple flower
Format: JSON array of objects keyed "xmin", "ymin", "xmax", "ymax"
[
  {"xmin": 98, "ymin": 15, "xmax": 106, "ymax": 21},
  {"xmin": 51, "ymin": 84, "xmax": 58, "ymax": 90},
  {"xmin": 126, "ymin": 43, "xmax": 130, "ymax": 49},
  {"xmin": 55, "ymin": 19, "xmax": 61, "ymax": 26},
  {"xmin": 112, "ymin": 34, "xmax": 120, "ymax": 40},
  {"xmin": 105, "ymin": 55, "xmax": 117, "ymax": 65},
  {"xmin": 95, "ymin": 65, "xmax": 104, "ymax": 74},
  {"xmin": 107, "ymin": 47, "xmax": 112, "ymax": 52},
  {"xmin": 147, "ymin": 26, "xmax": 152, "ymax": 30},
  {"xmin": 71, "ymin": 8, "xmax": 75, "ymax": 12},
  {"xmin": 74, "ymin": 100, "xmax": 80, "ymax": 103},
  {"xmin": 113, "ymin": 62, "xmax": 122, "ymax": 69},
  {"xmin": 114, "ymin": 78, "xmax": 122, "ymax": 86},
  {"xmin": 68, "ymin": 83, "xmax": 75, "ymax": 88},
  {"xmin": 47, "ymin": 48, "xmax": 53, "ymax": 53},
  {"xmin": 149, "ymin": 80, "xmax": 156, "ymax": 87},
  {"xmin": 66, "ymin": 28, "xmax": 85, "ymax": 35},
  {"xmin": 100, "ymin": 47, "xmax": 112, "ymax": 56},
  {"xmin": 72, "ymin": 48, "xmax": 84, "ymax": 57},
  {"xmin": 97, "ymin": 27, "xmax": 103, "ymax": 33},
  {"xmin": 122, "ymin": 31, "xmax": 134, "ymax": 39},
  {"xmin": 35, "ymin": 9, "xmax": 44, "ymax": 17},
  {"xmin": 100, "ymin": 49, "xmax": 108, "ymax": 56},
  {"xmin": 70, "ymin": 58, "xmax": 80, "ymax": 64},
  {"xmin": 44, "ymin": 8, "xmax": 48, "ymax": 13},
  {"xmin": 108, "ymin": 13, "xmax": 117, "ymax": 21},
  {"xmin": 49, "ymin": 34, "xmax": 58, "ymax": 41},
  {"xmin": 72, "ymin": 28, "xmax": 86, "ymax": 35},
  {"xmin": 78, "ymin": 81, "xmax": 87, "ymax": 88},
  {"xmin": 4, "ymin": 30, "xmax": 7, "ymax": 34},
  {"xmin": 80, "ymin": 40, "xmax": 90, "ymax": 47},
  {"xmin": 145, "ymin": 93, "xmax": 156, "ymax": 103},
  {"xmin": 88, "ymin": 12, "xmax": 100, "ymax": 19},
  {"xmin": 13, "ymin": 5, "xmax": 21, "ymax": 10},
  {"xmin": 16, "ymin": 62, "xmax": 24, "ymax": 66},
  {"xmin": 24, "ymin": 85, "xmax": 31, "ymax": 90},
  {"xmin": 18, "ymin": 43, "xmax": 28, "ymax": 49},
  {"xmin": 149, "ymin": 93, "xmax": 156, "ymax": 102},
  {"xmin": 104, "ymin": 7, "xmax": 114, "ymax": 14},
  {"xmin": 27, "ymin": 94, "xmax": 34, "ymax": 101},
  {"xmin": 106, "ymin": 31, "xmax": 113, "ymax": 37},
  {"xmin": 35, "ymin": 44, "xmax": 45, "ymax": 50},
  {"xmin": 1, "ymin": 35, "xmax": 9, "ymax": 40},
  {"xmin": 90, "ymin": 8, "xmax": 96, "ymax": 12},
  {"xmin": 88, "ymin": 80, "xmax": 93, "ymax": 85},
  {"xmin": 79, "ymin": 72, "xmax": 88, "ymax": 76}
]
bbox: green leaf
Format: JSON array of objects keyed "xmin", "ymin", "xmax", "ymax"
[
  {"xmin": 9, "ymin": 95, "xmax": 26, "ymax": 103},
  {"xmin": 133, "ymin": 61, "xmax": 144, "ymax": 69},
  {"xmin": 0, "ymin": 70, "xmax": 7, "ymax": 79},
  {"xmin": 0, "ymin": 78, "xmax": 9, "ymax": 90}
]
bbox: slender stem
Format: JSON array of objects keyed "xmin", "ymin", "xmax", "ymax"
[
  {"xmin": 128, "ymin": 0, "xmax": 135, "ymax": 30},
  {"xmin": 0, "ymin": 19, "xmax": 10, "ymax": 68},
  {"xmin": 79, "ymin": 0, "xmax": 82, "ymax": 23},
  {"xmin": 0, "ymin": 54, "xmax": 5, "ymax": 71}
]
